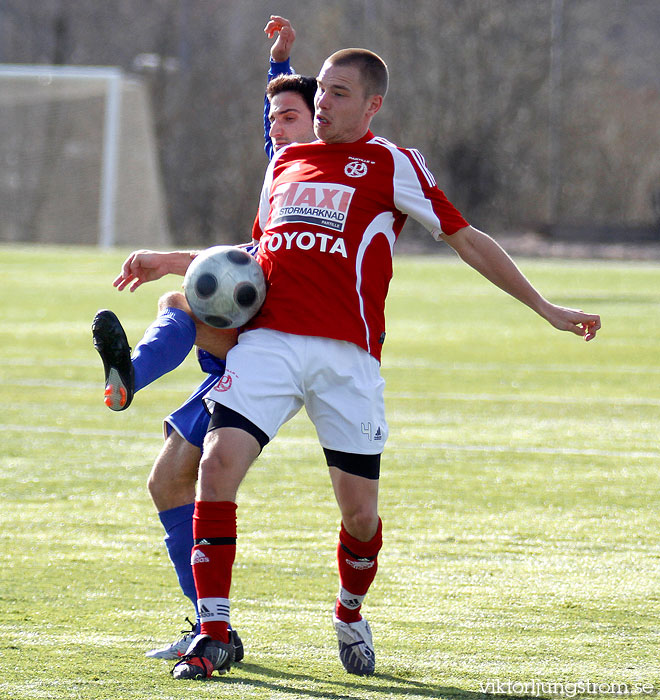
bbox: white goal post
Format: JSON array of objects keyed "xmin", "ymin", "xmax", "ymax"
[{"xmin": 0, "ymin": 64, "xmax": 171, "ymax": 248}]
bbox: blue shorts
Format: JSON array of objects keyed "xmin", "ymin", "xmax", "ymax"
[
  {"xmin": 164, "ymin": 373, "xmax": 221, "ymax": 449},
  {"xmin": 197, "ymin": 349, "xmax": 227, "ymax": 374}
]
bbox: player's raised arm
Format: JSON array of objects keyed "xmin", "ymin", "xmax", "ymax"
[
  {"xmin": 441, "ymin": 225, "xmax": 601, "ymax": 341},
  {"xmin": 265, "ymin": 15, "xmax": 296, "ymax": 63},
  {"xmin": 113, "ymin": 249, "xmax": 198, "ymax": 292},
  {"xmin": 263, "ymin": 15, "xmax": 298, "ymax": 158}
]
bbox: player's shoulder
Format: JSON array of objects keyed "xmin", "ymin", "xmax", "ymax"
[
  {"xmin": 369, "ymin": 134, "xmax": 433, "ymax": 177},
  {"xmin": 367, "ymin": 134, "xmax": 399, "ymax": 149},
  {"xmin": 368, "ymin": 134, "xmax": 422, "ymax": 158}
]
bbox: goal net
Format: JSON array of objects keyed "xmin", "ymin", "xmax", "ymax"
[{"xmin": 0, "ymin": 65, "xmax": 171, "ymax": 248}]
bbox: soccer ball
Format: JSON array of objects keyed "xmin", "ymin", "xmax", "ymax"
[{"xmin": 183, "ymin": 245, "xmax": 266, "ymax": 328}]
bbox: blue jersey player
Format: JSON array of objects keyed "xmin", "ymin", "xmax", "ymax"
[{"xmin": 92, "ymin": 15, "xmax": 316, "ymax": 660}]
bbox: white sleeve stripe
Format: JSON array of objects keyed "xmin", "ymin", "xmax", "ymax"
[
  {"xmin": 408, "ymin": 148, "xmax": 436, "ymax": 188},
  {"xmin": 370, "ymin": 136, "xmax": 436, "ymax": 188},
  {"xmin": 387, "ymin": 144, "xmax": 447, "ymax": 234}
]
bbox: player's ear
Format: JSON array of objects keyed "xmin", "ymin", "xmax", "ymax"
[{"xmin": 366, "ymin": 94, "xmax": 383, "ymax": 118}]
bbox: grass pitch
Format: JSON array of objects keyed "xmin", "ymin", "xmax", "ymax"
[{"xmin": 0, "ymin": 243, "xmax": 659, "ymax": 700}]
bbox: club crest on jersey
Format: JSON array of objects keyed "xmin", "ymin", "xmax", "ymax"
[
  {"xmin": 271, "ymin": 181, "xmax": 355, "ymax": 232},
  {"xmin": 344, "ymin": 158, "xmax": 369, "ymax": 178}
]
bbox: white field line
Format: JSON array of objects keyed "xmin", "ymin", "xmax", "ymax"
[
  {"xmin": 3, "ymin": 356, "xmax": 660, "ymax": 375},
  {"xmin": 388, "ymin": 391, "xmax": 660, "ymax": 406},
  {"xmin": 0, "ymin": 358, "xmax": 101, "ymax": 368},
  {"xmin": 4, "ymin": 377, "xmax": 660, "ymax": 407},
  {"xmin": 392, "ymin": 441, "xmax": 660, "ymax": 460},
  {"xmin": 0, "ymin": 424, "xmax": 160, "ymax": 439},
  {"xmin": 1, "ymin": 424, "xmax": 658, "ymax": 460},
  {"xmin": 383, "ymin": 357, "xmax": 660, "ymax": 375}
]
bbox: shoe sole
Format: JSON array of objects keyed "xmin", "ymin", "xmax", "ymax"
[
  {"xmin": 92, "ymin": 310, "xmax": 134, "ymax": 411},
  {"xmin": 339, "ymin": 644, "xmax": 375, "ymax": 675},
  {"xmin": 104, "ymin": 368, "xmax": 129, "ymax": 410},
  {"xmin": 334, "ymin": 617, "xmax": 375, "ymax": 675}
]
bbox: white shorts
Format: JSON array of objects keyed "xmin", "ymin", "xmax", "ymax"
[{"xmin": 204, "ymin": 328, "xmax": 388, "ymax": 455}]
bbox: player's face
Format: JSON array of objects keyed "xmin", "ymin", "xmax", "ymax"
[
  {"xmin": 268, "ymin": 92, "xmax": 315, "ymax": 151},
  {"xmin": 314, "ymin": 61, "xmax": 382, "ymax": 144}
]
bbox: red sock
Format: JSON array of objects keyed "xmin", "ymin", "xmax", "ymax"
[
  {"xmin": 335, "ymin": 518, "xmax": 383, "ymax": 623},
  {"xmin": 191, "ymin": 500, "xmax": 237, "ymax": 643}
]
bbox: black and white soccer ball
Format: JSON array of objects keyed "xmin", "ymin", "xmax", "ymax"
[{"xmin": 183, "ymin": 245, "xmax": 266, "ymax": 328}]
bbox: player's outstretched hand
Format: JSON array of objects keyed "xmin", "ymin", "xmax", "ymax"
[
  {"xmin": 113, "ymin": 250, "xmax": 179, "ymax": 292},
  {"xmin": 265, "ymin": 15, "xmax": 296, "ymax": 63},
  {"xmin": 542, "ymin": 303, "xmax": 601, "ymax": 341}
]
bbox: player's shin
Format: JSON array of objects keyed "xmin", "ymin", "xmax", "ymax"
[
  {"xmin": 335, "ymin": 518, "xmax": 382, "ymax": 623},
  {"xmin": 191, "ymin": 500, "xmax": 237, "ymax": 643},
  {"xmin": 159, "ymin": 503, "xmax": 199, "ymax": 624}
]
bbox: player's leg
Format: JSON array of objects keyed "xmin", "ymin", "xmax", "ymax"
[
  {"xmin": 130, "ymin": 292, "xmax": 198, "ymax": 393},
  {"xmin": 329, "ymin": 463, "xmax": 382, "ymax": 615},
  {"xmin": 328, "ymin": 460, "xmax": 381, "ymax": 676},
  {"xmin": 149, "ymin": 371, "xmax": 223, "ymax": 512},
  {"xmin": 145, "ymin": 376, "xmax": 208, "ymax": 658},
  {"xmin": 173, "ymin": 329, "xmax": 302, "ymax": 680},
  {"xmin": 145, "ymin": 374, "xmax": 245, "ymax": 662},
  {"xmin": 304, "ymin": 336, "xmax": 387, "ymax": 676},
  {"xmin": 147, "ymin": 373, "xmax": 214, "ymax": 640},
  {"xmin": 144, "ymin": 430, "xmax": 200, "ymax": 659},
  {"xmin": 92, "ymin": 291, "xmax": 237, "ymax": 411},
  {"xmin": 172, "ymin": 421, "xmax": 264, "ymax": 680},
  {"xmin": 148, "ymin": 430, "xmax": 199, "ymax": 512},
  {"xmin": 92, "ymin": 292, "xmax": 196, "ymax": 410},
  {"xmin": 329, "ymin": 464, "xmax": 381, "ymax": 624}
]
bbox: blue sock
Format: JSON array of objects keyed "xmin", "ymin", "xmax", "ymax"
[
  {"xmin": 159, "ymin": 502, "xmax": 199, "ymax": 628},
  {"xmin": 132, "ymin": 307, "xmax": 196, "ymax": 392}
]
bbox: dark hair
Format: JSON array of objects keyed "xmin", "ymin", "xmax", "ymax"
[
  {"xmin": 266, "ymin": 74, "xmax": 317, "ymax": 117},
  {"xmin": 325, "ymin": 48, "xmax": 388, "ymax": 98}
]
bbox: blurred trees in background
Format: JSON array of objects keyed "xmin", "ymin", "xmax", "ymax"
[{"xmin": 2, "ymin": 0, "xmax": 659, "ymax": 245}]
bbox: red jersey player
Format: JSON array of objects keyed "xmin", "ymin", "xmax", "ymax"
[{"xmin": 167, "ymin": 48, "xmax": 600, "ymax": 681}]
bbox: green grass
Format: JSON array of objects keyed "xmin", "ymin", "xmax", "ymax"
[{"xmin": 0, "ymin": 243, "xmax": 659, "ymax": 699}]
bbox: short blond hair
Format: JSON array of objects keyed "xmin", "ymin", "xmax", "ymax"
[{"xmin": 325, "ymin": 48, "xmax": 388, "ymax": 99}]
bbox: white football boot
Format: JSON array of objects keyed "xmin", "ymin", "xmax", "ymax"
[{"xmin": 333, "ymin": 614, "xmax": 376, "ymax": 676}]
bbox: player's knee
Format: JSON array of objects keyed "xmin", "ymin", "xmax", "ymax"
[
  {"xmin": 157, "ymin": 290, "xmax": 191, "ymax": 315},
  {"xmin": 197, "ymin": 436, "xmax": 255, "ymax": 502},
  {"xmin": 147, "ymin": 449, "xmax": 197, "ymax": 501},
  {"xmin": 147, "ymin": 463, "xmax": 197, "ymax": 509},
  {"xmin": 197, "ymin": 445, "xmax": 236, "ymax": 481},
  {"xmin": 341, "ymin": 509, "xmax": 380, "ymax": 543},
  {"xmin": 146, "ymin": 469, "xmax": 160, "ymax": 498},
  {"xmin": 196, "ymin": 451, "xmax": 231, "ymax": 501},
  {"xmin": 147, "ymin": 467, "xmax": 175, "ymax": 502}
]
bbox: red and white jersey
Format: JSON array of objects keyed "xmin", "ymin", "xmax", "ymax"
[{"xmin": 248, "ymin": 130, "xmax": 468, "ymax": 361}]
